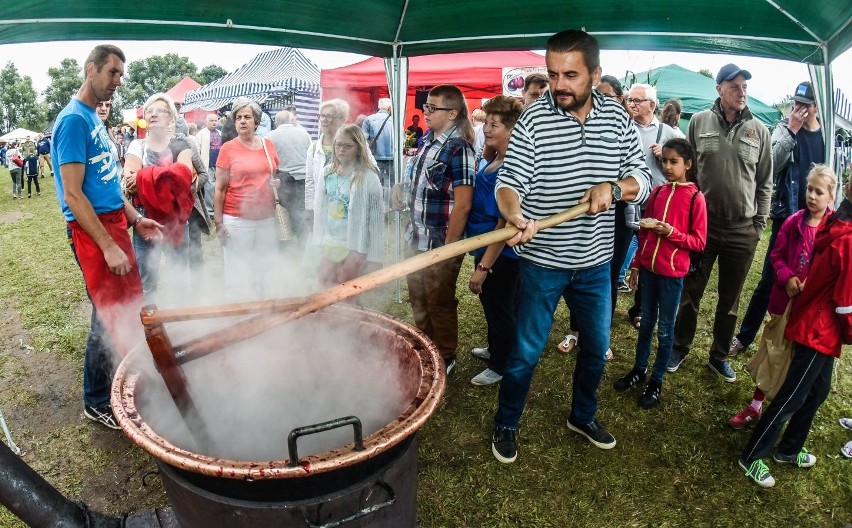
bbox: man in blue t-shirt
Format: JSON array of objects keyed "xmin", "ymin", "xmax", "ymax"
[
  {"xmin": 36, "ymin": 134, "xmax": 52, "ymax": 178},
  {"xmin": 52, "ymin": 44, "xmax": 162, "ymax": 430}
]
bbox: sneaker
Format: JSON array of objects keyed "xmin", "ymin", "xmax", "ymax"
[
  {"xmin": 842, "ymin": 441, "xmax": 852, "ymax": 458},
  {"xmin": 471, "ymin": 347, "xmax": 491, "ymax": 360},
  {"xmin": 84, "ymin": 405, "xmax": 121, "ymax": 430},
  {"xmin": 618, "ymin": 282, "xmax": 631, "ymax": 293},
  {"xmin": 707, "ymin": 358, "xmax": 737, "ymax": 382},
  {"xmin": 729, "ymin": 405, "xmax": 762, "ymax": 430},
  {"xmin": 27, "ymin": 195, "xmax": 31, "ymax": 198},
  {"xmin": 444, "ymin": 358, "xmax": 456, "ymax": 375},
  {"xmin": 739, "ymin": 458, "xmax": 776, "ymax": 488},
  {"xmin": 613, "ymin": 367, "xmax": 646, "ymax": 391},
  {"xmin": 729, "ymin": 337, "xmax": 746, "ymax": 356},
  {"xmin": 492, "ymin": 426, "xmax": 517, "ymax": 463},
  {"xmin": 839, "ymin": 418, "xmax": 852, "ymax": 431},
  {"xmin": 667, "ymin": 350, "xmax": 687, "ymax": 373},
  {"xmin": 471, "ymin": 368, "xmax": 503, "ymax": 386},
  {"xmin": 566, "ymin": 417, "xmax": 616, "ymax": 450},
  {"xmin": 638, "ymin": 380, "xmax": 662, "ymax": 409},
  {"xmin": 773, "ymin": 448, "xmax": 817, "ymax": 468}
]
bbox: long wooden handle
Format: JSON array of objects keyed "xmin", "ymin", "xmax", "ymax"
[
  {"xmin": 142, "ymin": 202, "xmax": 591, "ymax": 326},
  {"xmin": 162, "ymin": 202, "xmax": 592, "ymax": 362}
]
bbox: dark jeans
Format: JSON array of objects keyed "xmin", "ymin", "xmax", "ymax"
[
  {"xmin": 740, "ymin": 344, "xmax": 833, "ymax": 464},
  {"xmin": 376, "ymin": 159, "xmax": 394, "ymax": 188},
  {"xmin": 634, "ymin": 269, "xmax": 683, "ymax": 383},
  {"xmin": 476, "ymin": 255, "xmax": 519, "ymax": 375},
  {"xmin": 276, "ymin": 173, "xmax": 308, "ymax": 246},
  {"xmin": 735, "ymin": 218, "xmax": 784, "ymax": 348},
  {"xmin": 132, "ymin": 223, "xmax": 189, "ymax": 302},
  {"xmin": 610, "ymin": 201, "xmax": 633, "ymax": 317},
  {"xmin": 68, "ymin": 227, "xmax": 115, "ymax": 408},
  {"xmin": 26, "ymin": 174, "xmax": 40, "ymax": 195},
  {"xmin": 673, "ymin": 224, "xmax": 760, "ymax": 360},
  {"xmin": 496, "ymin": 260, "xmax": 611, "ymax": 429}
]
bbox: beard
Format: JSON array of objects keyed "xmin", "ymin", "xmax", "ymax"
[{"xmin": 553, "ymin": 86, "xmax": 592, "ymax": 112}]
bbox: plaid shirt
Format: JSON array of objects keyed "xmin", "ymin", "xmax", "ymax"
[{"xmin": 405, "ymin": 127, "xmax": 475, "ymax": 250}]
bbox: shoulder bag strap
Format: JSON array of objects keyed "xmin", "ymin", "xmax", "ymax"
[
  {"xmin": 370, "ymin": 114, "xmax": 392, "ymax": 146},
  {"xmin": 261, "ymin": 139, "xmax": 281, "ymax": 204}
]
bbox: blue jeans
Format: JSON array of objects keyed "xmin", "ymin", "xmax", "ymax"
[
  {"xmin": 495, "ymin": 260, "xmax": 611, "ymax": 429},
  {"xmin": 133, "ymin": 223, "xmax": 190, "ymax": 302},
  {"xmin": 67, "ymin": 227, "xmax": 115, "ymax": 408},
  {"xmin": 634, "ymin": 269, "xmax": 683, "ymax": 384},
  {"xmin": 735, "ymin": 219, "xmax": 783, "ymax": 348},
  {"xmin": 618, "ymin": 234, "xmax": 638, "ymax": 283}
]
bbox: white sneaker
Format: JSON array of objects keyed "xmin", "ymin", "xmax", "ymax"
[
  {"xmin": 471, "ymin": 347, "xmax": 490, "ymax": 360},
  {"xmin": 471, "ymin": 368, "xmax": 503, "ymax": 386}
]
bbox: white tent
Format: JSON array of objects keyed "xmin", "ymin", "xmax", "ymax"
[{"xmin": 0, "ymin": 128, "xmax": 40, "ymax": 142}]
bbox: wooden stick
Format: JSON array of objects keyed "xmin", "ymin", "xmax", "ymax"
[{"xmin": 161, "ymin": 202, "xmax": 592, "ymax": 362}]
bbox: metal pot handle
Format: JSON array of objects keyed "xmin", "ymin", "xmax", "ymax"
[
  {"xmin": 287, "ymin": 416, "xmax": 364, "ymax": 467},
  {"xmin": 299, "ymin": 479, "xmax": 396, "ymax": 528}
]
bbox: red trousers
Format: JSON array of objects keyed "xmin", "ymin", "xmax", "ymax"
[{"xmin": 68, "ymin": 210, "xmax": 144, "ymax": 357}]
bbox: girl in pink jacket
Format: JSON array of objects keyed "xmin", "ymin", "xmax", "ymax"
[{"xmin": 613, "ymin": 138, "xmax": 707, "ymax": 408}]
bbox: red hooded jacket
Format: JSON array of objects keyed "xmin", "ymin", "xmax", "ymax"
[
  {"xmin": 784, "ymin": 201, "xmax": 852, "ymax": 357},
  {"xmin": 136, "ymin": 163, "xmax": 193, "ymax": 246},
  {"xmin": 631, "ymin": 182, "xmax": 707, "ymax": 278}
]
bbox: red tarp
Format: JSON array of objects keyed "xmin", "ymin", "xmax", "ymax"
[
  {"xmin": 167, "ymin": 76, "xmax": 210, "ymax": 125},
  {"xmin": 320, "ymin": 51, "xmax": 544, "ymax": 128}
]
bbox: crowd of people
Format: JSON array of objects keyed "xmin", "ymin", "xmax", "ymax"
[{"xmin": 38, "ymin": 34, "xmax": 850, "ymax": 492}]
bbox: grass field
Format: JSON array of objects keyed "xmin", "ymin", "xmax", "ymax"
[{"xmin": 0, "ymin": 167, "xmax": 849, "ymax": 527}]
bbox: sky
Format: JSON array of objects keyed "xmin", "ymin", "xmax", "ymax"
[{"xmin": 1, "ymin": 40, "xmax": 851, "ymax": 107}]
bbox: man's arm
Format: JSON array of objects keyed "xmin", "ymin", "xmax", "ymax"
[
  {"xmin": 497, "ymin": 186, "xmax": 538, "ymax": 246},
  {"xmin": 754, "ymin": 125, "xmax": 774, "ymax": 232},
  {"xmin": 770, "ymin": 121, "xmax": 794, "ymax": 177},
  {"xmin": 61, "ymin": 162, "xmax": 133, "ymax": 275},
  {"xmin": 445, "ymin": 185, "xmax": 472, "ymax": 244}
]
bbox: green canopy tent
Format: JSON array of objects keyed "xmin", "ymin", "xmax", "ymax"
[
  {"xmin": 622, "ymin": 64, "xmax": 783, "ymax": 129},
  {"xmin": 3, "ymin": 1, "xmax": 851, "ymax": 181}
]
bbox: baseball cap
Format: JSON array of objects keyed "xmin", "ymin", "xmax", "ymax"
[
  {"xmin": 715, "ymin": 63, "xmax": 752, "ymax": 84},
  {"xmin": 791, "ymin": 81, "xmax": 816, "ymax": 105}
]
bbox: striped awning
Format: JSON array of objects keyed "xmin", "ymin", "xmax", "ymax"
[{"xmin": 183, "ymin": 47, "xmax": 320, "ymax": 111}]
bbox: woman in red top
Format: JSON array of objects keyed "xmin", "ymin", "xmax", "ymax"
[
  {"xmin": 614, "ymin": 138, "xmax": 707, "ymax": 408},
  {"xmin": 214, "ymin": 97, "xmax": 279, "ymax": 298}
]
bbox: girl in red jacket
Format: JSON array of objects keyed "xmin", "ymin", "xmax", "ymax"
[
  {"xmin": 740, "ymin": 168, "xmax": 852, "ymax": 488},
  {"xmin": 729, "ymin": 166, "xmax": 835, "ymax": 430},
  {"xmin": 613, "ymin": 138, "xmax": 707, "ymax": 408}
]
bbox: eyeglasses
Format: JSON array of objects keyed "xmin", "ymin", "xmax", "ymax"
[
  {"xmin": 319, "ymin": 113, "xmax": 339, "ymax": 121},
  {"xmin": 334, "ymin": 143, "xmax": 356, "ymax": 151},
  {"xmin": 627, "ymin": 98, "xmax": 651, "ymax": 105},
  {"xmin": 422, "ymin": 103, "xmax": 453, "ymax": 114},
  {"xmin": 144, "ymin": 107, "xmax": 170, "ymax": 116},
  {"xmin": 97, "ymin": 101, "xmax": 111, "ymax": 108}
]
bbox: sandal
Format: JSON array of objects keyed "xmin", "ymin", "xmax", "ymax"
[
  {"xmin": 606, "ymin": 348, "xmax": 614, "ymax": 361},
  {"xmin": 631, "ymin": 316, "xmax": 641, "ymax": 329},
  {"xmin": 557, "ymin": 333, "xmax": 578, "ymax": 353}
]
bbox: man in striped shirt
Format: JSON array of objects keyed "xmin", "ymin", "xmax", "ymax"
[{"xmin": 491, "ymin": 30, "xmax": 651, "ymax": 463}]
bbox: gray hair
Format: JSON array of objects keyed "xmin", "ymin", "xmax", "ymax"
[
  {"xmin": 630, "ymin": 83, "xmax": 658, "ymax": 106},
  {"xmin": 275, "ymin": 110, "xmax": 294, "ymax": 126},
  {"xmin": 231, "ymin": 97, "xmax": 263, "ymax": 127},
  {"xmin": 142, "ymin": 92, "xmax": 178, "ymax": 121},
  {"xmin": 320, "ymin": 98, "xmax": 350, "ymax": 122},
  {"xmin": 378, "ymin": 98, "xmax": 392, "ymax": 111}
]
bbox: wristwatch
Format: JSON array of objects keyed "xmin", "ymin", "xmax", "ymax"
[{"xmin": 609, "ymin": 181, "xmax": 622, "ymax": 202}]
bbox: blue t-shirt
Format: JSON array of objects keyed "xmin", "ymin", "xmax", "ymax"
[
  {"xmin": 466, "ymin": 160, "xmax": 517, "ymax": 260},
  {"xmin": 52, "ymin": 99, "xmax": 124, "ymax": 221},
  {"xmin": 36, "ymin": 138, "xmax": 50, "ymax": 155}
]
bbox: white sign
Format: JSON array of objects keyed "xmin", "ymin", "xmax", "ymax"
[{"xmin": 502, "ymin": 66, "xmax": 548, "ymax": 97}]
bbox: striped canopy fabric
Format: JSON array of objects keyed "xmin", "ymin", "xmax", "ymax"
[{"xmin": 182, "ymin": 47, "xmax": 320, "ymax": 112}]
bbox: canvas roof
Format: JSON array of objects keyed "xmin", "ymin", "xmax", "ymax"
[
  {"xmin": 3, "ymin": 2, "xmax": 850, "ymax": 63},
  {"xmin": 165, "ymin": 76, "xmax": 201, "ymax": 105}
]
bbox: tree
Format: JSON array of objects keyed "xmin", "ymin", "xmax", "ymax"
[
  {"xmin": 118, "ymin": 54, "xmax": 198, "ymax": 108},
  {"xmin": 0, "ymin": 62, "xmax": 43, "ymax": 134},
  {"xmin": 43, "ymin": 58, "xmax": 83, "ymax": 123},
  {"xmin": 196, "ymin": 64, "xmax": 228, "ymax": 85},
  {"xmin": 698, "ymin": 68, "xmax": 714, "ymax": 79}
]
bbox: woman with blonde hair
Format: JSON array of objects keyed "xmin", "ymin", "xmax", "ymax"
[
  {"xmin": 312, "ymin": 124, "xmax": 384, "ymax": 287},
  {"xmin": 305, "ymin": 98, "xmax": 350, "ymax": 216},
  {"xmin": 214, "ymin": 97, "xmax": 280, "ymax": 298}
]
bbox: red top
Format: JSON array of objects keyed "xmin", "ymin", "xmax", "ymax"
[
  {"xmin": 631, "ymin": 182, "xmax": 708, "ymax": 278},
  {"xmin": 217, "ymin": 138, "xmax": 279, "ymax": 220},
  {"xmin": 784, "ymin": 209, "xmax": 852, "ymax": 357}
]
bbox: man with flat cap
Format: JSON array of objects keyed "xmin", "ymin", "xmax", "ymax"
[{"xmin": 667, "ymin": 63, "xmax": 772, "ymax": 383}]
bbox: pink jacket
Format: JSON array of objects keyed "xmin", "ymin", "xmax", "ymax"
[
  {"xmin": 768, "ymin": 208, "xmax": 831, "ymax": 315},
  {"xmin": 631, "ymin": 182, "xmax": 707, "ymax": 278}
]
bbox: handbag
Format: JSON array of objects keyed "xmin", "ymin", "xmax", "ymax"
[
  {"xmin": 261, "ymin": 139, "xmax": 295, "ymax": 241},
  {"xmin": 746, "ymin": 301, "xmax": 794, "ymax": 401}
]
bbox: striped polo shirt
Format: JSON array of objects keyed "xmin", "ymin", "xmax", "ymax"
[{"xmin": 496, "ymin": 89, "xmax": 651, "ymax": 270}]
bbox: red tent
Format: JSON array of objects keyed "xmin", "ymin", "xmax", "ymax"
[
  {"xmin": 320, "ymin": 51, "xmax": 544, "ymax": 128},
  {"xmin": 167, "ymin": 76, "xmax": 209, "ymax": 125}
]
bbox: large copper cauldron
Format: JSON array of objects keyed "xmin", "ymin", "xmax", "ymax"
[{"xmin": 111, "ymin": 304, "xmax": 445, "ymax": 527}]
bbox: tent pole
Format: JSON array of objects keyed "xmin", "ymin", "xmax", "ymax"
[{"xmin": 385, "ymin": 47, "xmax": 409, "ymax": 303}]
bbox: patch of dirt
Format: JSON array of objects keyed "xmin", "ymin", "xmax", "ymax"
[
  {"xmin": 0, "ymin": 305, "xmax": 167, "ymax": 520},
  {"xmin": 0, "ymin": 211, "xmax": 32, "ymax": 224}
]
